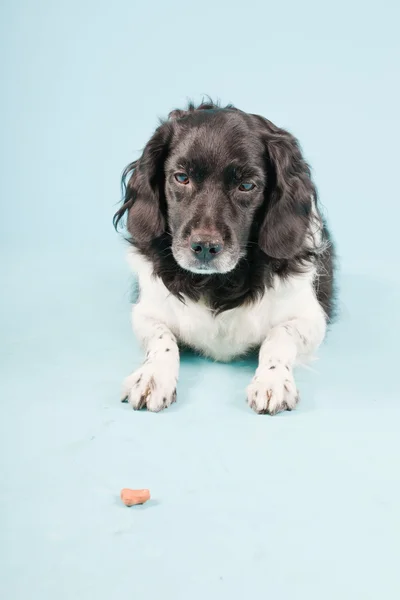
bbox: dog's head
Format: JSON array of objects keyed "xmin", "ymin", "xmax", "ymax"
[{"xmin": 115, "ymin": 102, "xmax": 315, "ymax": 275}]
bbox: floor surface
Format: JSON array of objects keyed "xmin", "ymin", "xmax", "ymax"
[{"xmin": 1, "ymin": 249, "xmax": 400, "ymax": 599}]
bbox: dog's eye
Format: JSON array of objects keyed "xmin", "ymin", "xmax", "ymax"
[
  {"xmin": 175, "ymin": 172, "xmax": 190, "ymax": 184},
  {"xmin": 239, "ymin": 182, "xmax": 255, "ymax": 192}
]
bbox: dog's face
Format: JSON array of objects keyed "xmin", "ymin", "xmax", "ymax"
[
  {"xmin": 164, "ymin": 112, "xmax": 267, "ymax": 273},
  {"xmin": 115, "ymin": 103, "xmax": 315, "ymax": 274}
]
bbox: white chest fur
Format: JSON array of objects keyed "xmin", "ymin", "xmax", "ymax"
[
  {"xmin": 128, "ymin": 249, "xmax": 319, "ymax": 362},
  {"xmin": 159, "ymin": 294, "xmax": 270, "ymax": 361}
]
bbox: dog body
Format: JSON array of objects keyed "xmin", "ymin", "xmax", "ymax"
[{"xmin": 115, "ymin": 102, "xmax": 335, "ymax": 414}]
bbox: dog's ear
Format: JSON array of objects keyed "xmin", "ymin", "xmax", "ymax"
[
  {"xmin": 255, "ymin": 117, "xmax": 315, "ymax": 259},
  {"xmin": 114, "ymin": 123, "xmax": 172, "ymax": 245}
]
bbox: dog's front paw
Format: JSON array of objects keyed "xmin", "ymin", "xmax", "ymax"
[
  {"xmin": 246, "ymin": 363, "xmax": 299, "ymax": 415},
  {"xmin": 121, "ymin": 363, "xmax": 177, "ymax": 412}
]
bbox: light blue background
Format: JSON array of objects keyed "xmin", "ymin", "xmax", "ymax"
[{"xmin": 1, "ymin": 1, "xmax": 400, "ymax": 598}]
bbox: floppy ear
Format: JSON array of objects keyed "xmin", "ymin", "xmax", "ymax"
[
  {"xmin": 113, "ymin": 124, "xmax": 171, "ymax": 246},
  {"xmin": 256, "ymin": 117, "xmax": 315, "ymax": 259}
]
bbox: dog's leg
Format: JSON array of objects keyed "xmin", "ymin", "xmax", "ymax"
[
  {"xmin": 122, "ymin": 314, "xmax": 179, "ymax": 412},
  {"xmin": 247, "ymin": 314, "xmax": 326, "ymax": 415}
]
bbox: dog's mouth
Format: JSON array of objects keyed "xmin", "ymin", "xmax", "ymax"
[
  {"xmin": 183, "ymin": 263, "xmax": 222, "ymax": 275},
  {"xmin": 178, "ymin": 262, "xmax": 236, "ymax": 275}
]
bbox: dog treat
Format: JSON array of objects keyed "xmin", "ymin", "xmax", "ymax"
[{"xmin": 120, "ymin": 488, "xmax": 151, "ymax": 506}]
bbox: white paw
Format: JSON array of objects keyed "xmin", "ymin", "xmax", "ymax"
[
  {"xmin": 247, "ymin": 362, "xmax": 299, "ymax": 415},
  {"xmin": 121, "ymin": 362, "xmax": 177, "ymax": 412}
]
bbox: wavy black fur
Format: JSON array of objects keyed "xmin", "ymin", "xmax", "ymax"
[{"xmin": 114, "ymin": 101, "xmax": 335, "ymax": 318}]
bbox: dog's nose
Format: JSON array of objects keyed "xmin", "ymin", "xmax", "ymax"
[{"xmin": 190, "ymin": 233, "xmax": 224, "ymax": 262}]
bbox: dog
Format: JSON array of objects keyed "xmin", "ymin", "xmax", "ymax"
[{"xmin": 114, "ymin": 101, "xmax": 335, "ymax": 414}]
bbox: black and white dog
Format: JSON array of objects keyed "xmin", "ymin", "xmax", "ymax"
[{"xmin": 114, "ymin": 101, "xmax": 335, "ymax": 414}]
